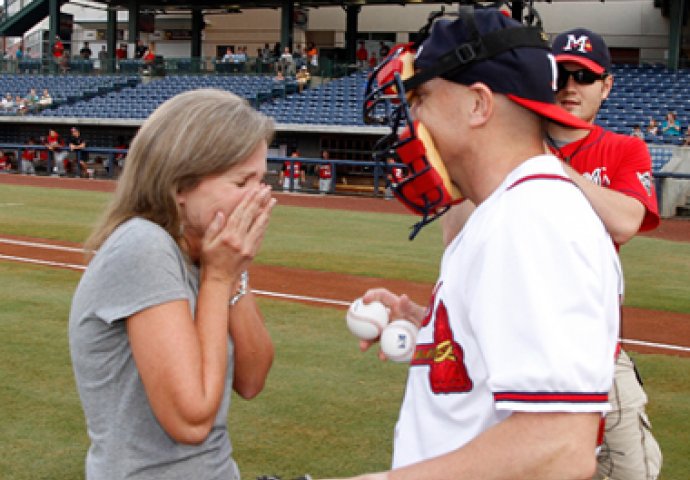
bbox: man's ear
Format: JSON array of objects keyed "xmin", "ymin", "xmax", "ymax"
[
  {"xmin": 601, "ymin": 74, "xmax": 614, "ymax": 101},
  {"xmin": 467, "ymin": 82, "xmax": 493, "ymax": 127}
]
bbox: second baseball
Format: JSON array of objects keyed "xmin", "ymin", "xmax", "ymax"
[{"xmin": 380, "ymin": 319, "xmax": 418, "ymax": 363}]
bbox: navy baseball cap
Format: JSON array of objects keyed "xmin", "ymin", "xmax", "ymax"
[
  {"xmin": 552, "ymin": 28, "xmax": 611, "ymax": 74},
  {"xmin": 410, "ymin": 7, "xmax": 591, "ymax": 130}
]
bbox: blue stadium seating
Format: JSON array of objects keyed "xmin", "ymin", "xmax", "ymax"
[{"xmin": 1, "ymin": 65, "xmax": 690, "ymax": 132}]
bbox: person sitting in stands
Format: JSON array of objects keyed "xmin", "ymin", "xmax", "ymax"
[
  {"xmin": 683, "ymin": 125, "xmax": 690, "ymax": 146},
  {"xmin": 274, "ymin": 69, "xmax": 285, "ymax": 82},
  {"xmin": 630, "ymin": 124, "xmax": 644, "ymax": 140},
  {"xmin": 296, "ymin": 65, "xmax": 310, "ymax": 93},
  {"xmin": 222, "ymin": 47, "xmax": 234, "ymax": 63},
  {"xmin": 39, "ymin": 89, "xmax": 52, "ymax": 107},
  {"xmin": 646, "ymin": 117, "xmax": 659, "ymax": 136},
  {"xmin": 661, "ymin": 111, "xmax": 681, "ymax": 136},
  {"xmin": 279, "ymin": 47, "xmax": 294, "ymax": 75},
  {"xmin": 2, "ymin": 93, "xmax": 15, "ymax": 111}
]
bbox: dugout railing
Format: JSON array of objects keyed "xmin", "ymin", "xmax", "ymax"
[{"xmin": 0, "ymin": 144, "xmax": 398, "ymax": 197}]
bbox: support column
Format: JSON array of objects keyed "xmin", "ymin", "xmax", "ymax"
[
  {"xmin": 106, "ymin": 7, "xmax": 117, "ymax": 72},
  {"xmin": 345, "ymin": 5, "xmax": 360, "ymax": 65},
  {"xmin": 280, "ymin": 0, "xmax": 294, "ymax": 50},
  {"xmin": 667, "ymin": 0, "xmax": 683, "ymax": 70},
  {"xmin": 48, "ymin": 0, "xmax": 59, "ymax": 70},
  {"xmin": 512, "ymin": 0, "xmax": 523, "ymax": 23},
  {"xmin": 128, "ymin": 0, "xmax": 139, "ymax": 59},
  {"xmin": 191, "ymin": 8, "xmax": 203, "ymax": 71}
]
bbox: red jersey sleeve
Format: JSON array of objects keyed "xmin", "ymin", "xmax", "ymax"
[{"xmin": 604, "ymin": 134, "xmax": 659, "ymax": 232}]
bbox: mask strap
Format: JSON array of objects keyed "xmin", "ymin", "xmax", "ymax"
[{"xmin": 403, "ymin": 23, "xmax": 548, "ymax": 92}]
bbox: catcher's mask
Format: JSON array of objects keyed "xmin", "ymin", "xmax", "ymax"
[
  {"xmin": 364, "ymin": 42, "xmax": 462, "ymax": 240},
  {"xmin": 363, "ymin": 3, "xmax": 558, "ymax": 239}
]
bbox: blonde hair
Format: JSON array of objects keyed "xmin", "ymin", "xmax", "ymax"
[{"xmin": 85, "ymin": 88, "xmax": 274, "ymax": 251}]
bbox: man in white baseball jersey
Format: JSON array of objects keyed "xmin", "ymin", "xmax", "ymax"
[{"xmin": 326, "ymin": 6, "xmax": 622, "ymax": 480}]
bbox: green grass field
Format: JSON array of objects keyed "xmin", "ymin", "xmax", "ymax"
[{"xmin": 0, "ymin": 184, "xmax": 688, "ymax": 479}]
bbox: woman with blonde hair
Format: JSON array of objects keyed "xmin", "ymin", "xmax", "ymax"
[{"xmin": 69, "ymin": 89, "xmax": 275, "ymax": 480}]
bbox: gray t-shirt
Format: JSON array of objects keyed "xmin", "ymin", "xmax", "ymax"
[{"xmin": 69, "ymin": 217, "xmax": 238, "ymax": 480}]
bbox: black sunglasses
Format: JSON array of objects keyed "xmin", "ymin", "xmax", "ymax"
[{"xmin": 557, "ymin": 65, "xmax": 608, "ymax": 90}]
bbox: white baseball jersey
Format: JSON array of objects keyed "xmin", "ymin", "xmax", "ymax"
[{"xmin": 392, "ymin": 155, "xmax": 622, "ymax": 469}]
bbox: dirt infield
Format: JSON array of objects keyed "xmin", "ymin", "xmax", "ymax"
[{"xmin": 1, "ymin": 174, "xmax": 689, "ymax": 357}]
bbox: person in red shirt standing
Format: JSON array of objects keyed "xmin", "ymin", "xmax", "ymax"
[
  {"xmin": 548, "ymin": 29, "xmax": 661, "ymax": 480},
  {"xmin": 317, "ymin": 150, "xmax": 333, "ymax": 194},
  {"xmin": 279, "ymin": 151, "xmax": 305, "ymax": 191},
  {"xmin": 356, "ymin": 41, "xmax": 368, "ymax": 70},
  {"xmin": 53, "ymin": 36, "xmax": 64, "ymax": 60}
]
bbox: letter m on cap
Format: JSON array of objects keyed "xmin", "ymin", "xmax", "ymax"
[{"xmin": 564, "ymin": 35, "xmax": 591, "ymax": 53}]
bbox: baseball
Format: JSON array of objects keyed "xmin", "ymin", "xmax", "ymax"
[
  {"xmin": 380, "ymin": 320, "xmax": 418, "ymax": 363},
  {"xmin": 346, "ymin": 297, "xmax": 389, "ymax": 341}
]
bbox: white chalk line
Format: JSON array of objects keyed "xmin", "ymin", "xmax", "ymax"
[
  {"xmin": 0, "ymin": 237, "xmax": 88, "ymax": 253},
  {"xmin": 0, "ymin": 241, "xmax": 688, "ymax": 354}
]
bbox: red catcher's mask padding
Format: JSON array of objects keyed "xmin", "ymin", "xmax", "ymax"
[{"xmin": 393, "ymin": 120, "xmax": 463, "ymax": 221}]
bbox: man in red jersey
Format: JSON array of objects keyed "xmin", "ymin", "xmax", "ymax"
[{"xmin": 548, "ymin": 28, "xmax": 661, "ymax": 480}]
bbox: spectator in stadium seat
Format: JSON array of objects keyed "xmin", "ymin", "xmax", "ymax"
[
  {"xmin": 39, "ymin": 89, "xmax": 52, "ymax": 108},
  {"xmin": 25, "ymin": 88, "xmax": 39, "ymax": 107},
  {"xmin": 69, "ymin": 89, "xmax": 275, "ymax": 480},
  {"xmin": 630, "ymin": 124, "xmax": 644, "ymax": 140},
  {"xmin": 682, "ymin": 125, "xmax": 690, "ymax": 146},
  {"xmin": 2, "ymin": 92, "xmax": 15, "ymax": 111},
  {"xmin": 273, "ymin": 68, "xmax": 285, "ymax": 83},
  {"xmin": 646, "ymin": 117, "xmax": 659, "ymax": 136},
  {"xmin": 661, "ymin": 111, "xmax": 681, "ymax": 136},
  {"xmin": 296, "ymin": 65, "xmax": 310, "ymax": 92},
  {"xmin": 279, "ymin": 46, "xmax": 294, "ymax": 75},
  {"xmin": 222, "ymin": 46, "xmax": 234, "ymax": 63}
]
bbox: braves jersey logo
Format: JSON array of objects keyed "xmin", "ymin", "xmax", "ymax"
[
  {"xmin": 412, "ymin": 287, "xmax": 473, "ymax": 394},
  {"xmin": 637, "ymin": 171, "xmax": 653, "ymax": 197},
  {"xmin": 583, "ymin": 167, "xmax": 610, "ymax": 187},
  {"xmin": 562, "ymin": 34, "xmax": 593, "ymax": 53}
]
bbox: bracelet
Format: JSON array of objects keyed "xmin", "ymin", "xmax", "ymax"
[{"xmin": 229, "ymin": 270, "xmax": 249, "ymax": 306}]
